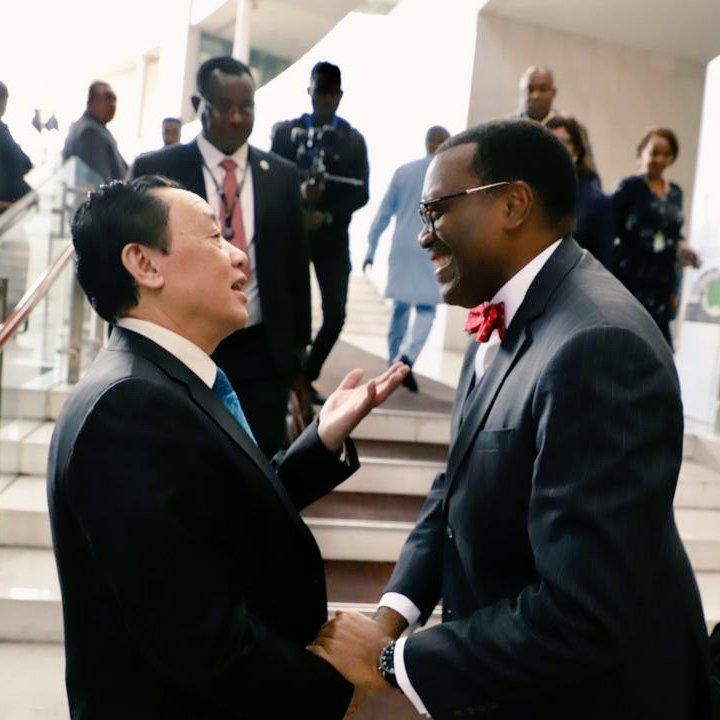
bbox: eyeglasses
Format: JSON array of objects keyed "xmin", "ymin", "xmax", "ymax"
[
  {"xmin": 418, "ymin": 181, "xmax": 510, "ymax": 234},
  {"xmin": 201, "ymin": 96, "xmax": 254, "ymax": 118}
]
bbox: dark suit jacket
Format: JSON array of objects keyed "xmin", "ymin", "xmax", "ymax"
[
  {"xmin": 62, "ymin": 110, "xmax": 128, "ymax": 181},
  {"xmin": 385, "ymin": 239, "xmax": 712, "ymax": 719},
  {"xmin": 47, "ymin": 328, "xmax": 354, "ymax": 719},
  {"xmin": 128, "ymin": 140, "xmax": 310, "ymax": 381}
]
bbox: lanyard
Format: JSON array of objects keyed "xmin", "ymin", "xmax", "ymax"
[{"xmin": 201, "ymin": 156, "xmax": 250, "ymax": 240}]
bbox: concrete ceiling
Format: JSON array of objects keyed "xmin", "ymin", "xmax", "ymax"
[
  {"xmin": 482, "ymin": 0, "xmax": 720, "ymax": 64},
  {"xmin": 197, "ymin": 0, "xmax": 397, "ymax": 60}
]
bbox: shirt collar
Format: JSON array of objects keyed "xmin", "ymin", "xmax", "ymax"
[
  {"xmin": 196, "ymin": 133, "xmax": 249, "ymax": 171},
  {"xmin": 491, "ymin": 238, "xmax": 563, "ymax": 330},
  {"xmin": 115, "ymin": 317, "xmax": 217, "ymax": 388}
]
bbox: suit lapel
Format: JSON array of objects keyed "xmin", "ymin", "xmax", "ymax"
[
  {"xmin": 446, "ymin": 238, "xmax": 584, "ymax": 482},
  {"xmin": 109, "ymin": 329, "xmax": 303, "ymax": 524},
  {"xmin": 450, "ymin": 340, "xmax": 478, "ymax": 444},
  {"xmin": 248, "ymin": 147, "xmax": 268, "ymax": 243},
  {"xmin": 447, "ymin": 325, "xmax": 530, "ymax": 481}
]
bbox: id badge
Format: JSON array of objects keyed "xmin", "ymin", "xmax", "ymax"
[{"xmin": 653, "ymin": 232, "xmax": 666, "ymax": 253}]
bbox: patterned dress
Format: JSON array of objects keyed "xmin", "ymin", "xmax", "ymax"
[{"xmin": 612, "ymin": 175, "xmax": 684, "ymax": 346}]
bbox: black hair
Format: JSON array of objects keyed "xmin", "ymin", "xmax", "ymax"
[
  {"xmin": 196, "ymin": 56, "xmax": 254, "ymax": 97},
  {"xmin": 425, "ymin": 125, "xmax": 450, "ymax": 147},
  {"xmin": 162, "ymin": 117, "xmax": 181, "ymax": 125},
  {"xmin": 545, "ymin": 115, "xmax": 595, "ymax": 176},
  {"xmin": 87, "ymin": 81, "xmax": 112, "ymax": 103},
  {"xmin": 637, "ymin": 127, "xmax": 679, "ymax": 161},
  {"xmin": 71, "ymin": 176, "xmax": 182, "ymax": 323},
  {"xmin": 442, "ymin": 120, "xmax": 577, "ymax": 229},
  {"xmin": 310, "ymin": 61, "xmax": 341, "ymax": 86}
]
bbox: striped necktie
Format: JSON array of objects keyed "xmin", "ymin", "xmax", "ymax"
[{"xmin": 212, "ymin": 368, "xmax": 257, "ymax": 446}]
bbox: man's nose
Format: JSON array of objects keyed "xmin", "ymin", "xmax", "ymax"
[
  {"xmin": 418, "ymin": 226, "xmax": 435, "ymax": 248},
  {"xmin": 228, "ymin": 242, "xmax": 248, "ymax": 266}
]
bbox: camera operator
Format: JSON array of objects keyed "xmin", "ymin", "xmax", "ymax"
[{"xmin": 272, "ymin": 62, "xmax": 369, "ymax": 405}]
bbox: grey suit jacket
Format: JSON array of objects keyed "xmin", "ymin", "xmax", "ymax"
[
  {"xmin": 62, "ymin": 110, "xmax": 127, "ymax": 181},
  {"xmin": 385, "ymin": 238, "xmax": 712, "ymax": 719}
]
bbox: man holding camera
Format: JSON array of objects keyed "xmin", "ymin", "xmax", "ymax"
[{"xmin": 272, "ymin": 62, "xmax": 369, "ymax": 405}]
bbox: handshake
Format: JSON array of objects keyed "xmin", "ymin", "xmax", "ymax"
[{"xmin": 308, "ymin": 607, "xmax": 411, "ymax": 717}]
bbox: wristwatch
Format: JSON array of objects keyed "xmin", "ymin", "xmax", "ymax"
[{"xmin": 377, "ymin": 641, "xmax": 400, "ymax": 690}]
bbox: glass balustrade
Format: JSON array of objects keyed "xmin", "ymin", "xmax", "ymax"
[{"xmin": 0, "ymin": 158, "xmax": 106, "ymax": 472}]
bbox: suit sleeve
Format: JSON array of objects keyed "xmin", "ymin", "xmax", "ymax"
[
  {"xmin": 397, "ymin": 326, "xmax": 683, "ymax": 718},
  {"xmin": 65, "ymin": 379, "xmax": 351, "ymax": 719},
  {"xmin": 272, "ymin": 418, "xmax": 359, "ymax": 509},
  {"xmin": 382, "ymin": 470, "xmax": 448, "ymax": 623}
]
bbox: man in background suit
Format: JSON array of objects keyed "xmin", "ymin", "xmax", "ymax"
[
  {"xmin": 129, "ymin": 56, "xmax": 308, "ymax": 458},
  {"xmin": 311, "ymin": 120, "xmax": 713, "ymax": 719},
  {"xmin": 63, "ymin": 81, "xmax": 127, "ymax": 181},
  {"xmin": 48, "ymin": 175, "xmax": 407, "ymax": 719}
]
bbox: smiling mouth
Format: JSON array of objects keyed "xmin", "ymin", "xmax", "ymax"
[{"xmin": 231, "ymin": 280, "xmax": 245, "ymax": 291}]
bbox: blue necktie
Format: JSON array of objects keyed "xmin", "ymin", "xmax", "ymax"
[{"xmin": 212, "ymin": 368, "xmax": 257, "ymax": 446}]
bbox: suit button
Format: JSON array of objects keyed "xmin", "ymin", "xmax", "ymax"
[{"xmin": 446, "ymin": 525, "xmax": 454, "ymax": 540}]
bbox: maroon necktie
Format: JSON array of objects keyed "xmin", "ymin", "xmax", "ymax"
[
  {"xmin": 465, "ymin": 302, "xmax": 506, "ymax": 343},
  {"xmin": 220, "ymin": 158, "xmax": 250, "ymax": 277}
]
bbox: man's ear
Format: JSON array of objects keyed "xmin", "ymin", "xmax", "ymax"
[
  {"xmin": 501, "ymin": 181, "xmax": 534, "ymax": 231},
  {"xmin": 121, "ymin": 243, "xmax": 165, "ymax": 290}
]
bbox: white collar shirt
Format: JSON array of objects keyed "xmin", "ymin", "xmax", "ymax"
[
  {"xmin": 115, "ymin": 317, "xmax": 218, "ymax": 388},
  {"xmin": 474, "ymin": 238, "xmax": 562, "ymax": 380}
]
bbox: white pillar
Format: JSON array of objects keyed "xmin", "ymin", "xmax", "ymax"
[
  {"xmin": 156, "ymin": 0, "xmax": 193, "ymax": 119},
  {"xmin": 232, "ymin": 0, "xmax": 252, "ymax": 64}
]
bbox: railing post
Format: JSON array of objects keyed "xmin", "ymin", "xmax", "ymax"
[
  {"xmin": 0, "ymin": 278, "xmax": 7, "ymax": 419},
  {"xmin": 67, "ymin": 275, "xmax": 85, "ymax": 385}
]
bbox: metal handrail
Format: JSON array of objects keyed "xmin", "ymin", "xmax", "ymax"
[{"xmin": 0, "ymin": 243, "xmax": 75, "ymax": 351}]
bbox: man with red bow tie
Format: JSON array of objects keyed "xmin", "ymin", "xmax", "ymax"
[{"xmin": 309, "ymin": 120, "xmax": 713, "ymax": 720}]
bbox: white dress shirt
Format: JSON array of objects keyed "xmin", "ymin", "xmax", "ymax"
[
  {"xmin": 115, "ymin": 317, "xmax": 218, "ymax": 388},
  {"xmin": 196, "ymin": 134, "xmax": 261, "ymax": 327},
  {"xmin": 379, "ymin": 238, "xmax": 563, "ymax": 715}
]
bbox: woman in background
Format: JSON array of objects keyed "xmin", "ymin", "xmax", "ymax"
[
  {"xmin": 612, "ymin": 127, "xmax": 700, "ymax": 348},
  {"xmin": 546, "ymin": 116, "xmax": 613, "ymax": 268}
]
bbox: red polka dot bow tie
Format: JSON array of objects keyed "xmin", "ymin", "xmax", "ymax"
[{"xmin": 465, "ymin": 301, "xmax": 506, "ymax": 343}]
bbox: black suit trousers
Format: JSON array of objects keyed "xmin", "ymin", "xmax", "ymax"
[{"xmin": 304, "ymin": 229, "xmax": 351, "ymax": 382}]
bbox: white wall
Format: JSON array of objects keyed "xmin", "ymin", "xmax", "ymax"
[{"xmin": 445, "ymin": 11, "xmax": 708, "ymax": 353}]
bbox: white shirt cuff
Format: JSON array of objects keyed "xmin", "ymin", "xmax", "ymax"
[
  {"xmin": 377, "ymin": 592, "xmax": 422, "ymax": 626},
  {"xmin": 394, "ymin": 636, "xmax": 429, "ymax": 716}
]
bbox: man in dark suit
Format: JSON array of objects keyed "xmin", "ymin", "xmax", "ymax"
[
  {"xmin": 310, "ymin": 121, "xmax": 713, "ymax": 719},
  {"xmin": 47, "ymin": 175, "xmax": 407, "ymax": 719},
  {"xmin": 271, "ymin": 62, "xmax": 369, "ymax": 404},
  {"xmin": 129, "ymin": 56, "xmax": 308, "ymax": 458},
  {"xmin": 63, "ymin": 81, "xmax": 127, "ymax": 182}
]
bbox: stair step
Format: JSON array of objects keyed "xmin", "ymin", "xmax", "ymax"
[
  {"xmin": 338, "ymin": 440, "xmax": 446, "ymax": 495},
  {"xmin": 0, "ymin": 420, "xmax": 44, "ymax": 475},
  {"xmin": 304, "ymin": 492, "xmax": 424, "ymax": 523},
  {"xmin": 0, "ymin": 547, "xmax": 62, "ymax": 642}
]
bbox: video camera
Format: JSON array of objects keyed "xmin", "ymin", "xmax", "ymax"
[{"xmin": 290, "ymin": 125, "xmax": 364, "ymax": 188}]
